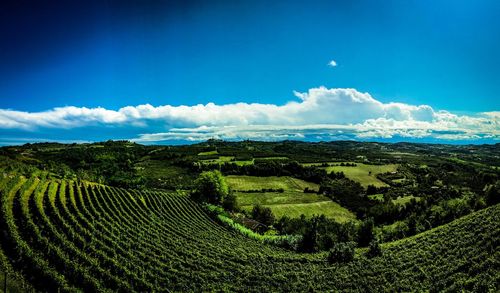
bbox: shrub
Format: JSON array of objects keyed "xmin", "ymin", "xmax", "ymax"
[
  {"xmin": 357, "ymin": 217, "xmax": 375, "ymax": 247},
  {"xmin": 251, "ymin": 204, "xmax": 275, "ymax": 227},
  {"xmin": 327, "ymin": 242, "xmax": 356, "ymax": 264},
  {"xmin": 222, "ymin": 192, "xmax": 239, "ymax": 212},
  {"xmin": 367, "ymin": 238, "xmax": 383, "ymax": 258}
]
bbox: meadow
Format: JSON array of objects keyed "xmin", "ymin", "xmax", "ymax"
[
  {"xmin": 227, "ymin": 175, "xmax": 356, "ymax": 221},
  {"xmin": 226, "ymin": 175, "xmax": 319, "ymax": 192},
  {"xmin": 321, "ymin": 163, "xmax": 399, "ymax": 187}
]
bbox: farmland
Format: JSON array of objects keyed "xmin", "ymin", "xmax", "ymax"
[
  {"xmin": 322, "ymin": 163, "xmax": 399, "ymax": 187},
  {"xmin": 226, "ymin": 175, "xmax": 319, "ymax": 192},
  {"xmin": 226, "ymin": 175, "xmax": 355, "ymax": 221},
  {"xmin": 0, "ymin": 140, "xmax": 498, "ymax": 291},
  {"xmin": 0, "ymin": 174, "xmax": 498, "ymax": 291}
]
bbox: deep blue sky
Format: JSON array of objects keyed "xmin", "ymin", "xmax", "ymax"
[
  {"xmin": 0, "ymin": 0, "xmax": 498, "ymax": 145},
  {"xmin": 1, "ymin": 0, "xmax": 499, "ymax": 112}
]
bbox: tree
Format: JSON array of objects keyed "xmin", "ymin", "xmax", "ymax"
[
  {"xmin": 485, "ymin": 181, "xmax": 500, "ymax": 205},
  {"xmin": 251, "ymin": 204, "xmax": 275, "ymax": 227},
  {"xmin": 191, "ymin": 170, "xmax": 229, "ymax": 204},
  {"xmin": 357, "ymin": 217, "xmax": 375, "ymax": 247},
  {"xmin": 327, "ymin": 242, "xmax": 356, "ymax": 264},
  {"xmin": 366, "ymin": 184, "xmax": 377, "ymax": 195},
  {"xmin": 300, "ymin": 216, "xmax": 320, "ymax": 252},
  {"xmin": 222, "ymin": 193, "xmax": 239, "ymax": 211}
]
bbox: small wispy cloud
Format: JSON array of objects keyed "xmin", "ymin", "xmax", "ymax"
[{"xmin": 328, "ymin": 60, "xmax": 337, "ymax": 67}]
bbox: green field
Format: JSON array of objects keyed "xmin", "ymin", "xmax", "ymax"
[
  {"xmin": 227, "ymin": 175, "xmax": 355, "ymax": 221},
  {"xmin": 392, "ymin": 195, "xmax": 421, "ymax": 206},
  {"xmin": 237, "ymin": 191, "xmax": 327, "ymax": 206},
  {"xmin": 200, "ymin": 155, "xmax": 234, "ymax": 163},
  {"xmin": 226, "ymin": 175, "xmax": 320, "ymax": 192},
  {"xmin": 323, "ymin": 163, "xmax": 399, "ymax": 187},
  {"xmin": 255, "ymin": 156, "xmax": 289, "ymax": 160},
  {"xmin": 0, "ymin": 174, "xmax": 497, "ymax": 291},
  {"xmin": 200, "ymin": 156, "xmax": 254, "ymax": 166},
  {"xmin": 241, "ymin": 199, "xmax": 356, "ymax": 222},
  {"xmin": 197, "ymin": 150, "xmax": 219, "ymax": 156}
]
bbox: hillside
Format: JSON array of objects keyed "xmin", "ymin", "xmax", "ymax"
[{"xmin": 1, "ymin": 174, "xmax": 498, "ymax": 292}]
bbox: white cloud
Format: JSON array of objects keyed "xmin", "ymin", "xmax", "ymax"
[
  {"xmin": 328, "ymin": 60, "xmax": 337, "ymax": 67},
  {"xmin": 0, "ymin": 87, "xmax": 498, "ymax": 142}
]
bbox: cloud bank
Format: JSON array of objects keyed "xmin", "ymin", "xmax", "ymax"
[{"xmin": 0, "ymin": 87, "xmax": 498, "ymax": 143}]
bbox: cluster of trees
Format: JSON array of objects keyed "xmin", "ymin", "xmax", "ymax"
[
  {"xmin": 275, "ymin": 215, "xmax": 378, "ymax": 253},
  {"xmin": 190, "ymin": 170, "xmax": 240, "ymax": 211},
  {"xmin": 193, "ymin": 161, "xmax": 345, "ymax": 184},
  {"xmin": 320, "ymin": 178, "xmax": 371, "ymax": 217}
]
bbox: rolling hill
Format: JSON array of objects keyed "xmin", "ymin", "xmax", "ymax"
[{"xmin": 1, "ymin": 174, "xmax": 498, "ymax": 292}]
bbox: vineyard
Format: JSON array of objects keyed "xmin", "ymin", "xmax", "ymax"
[{"xmin": 0, "ymin": 174, "xmax": 499, "ymax": 292}]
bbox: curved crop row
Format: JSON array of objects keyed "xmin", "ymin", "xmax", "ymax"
[{"xmin": 0, "ymin": 175, "xmax": 498, "ymax": 292}]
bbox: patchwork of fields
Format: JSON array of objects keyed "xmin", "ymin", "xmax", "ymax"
[
  {"xmin": 320, "ymin": 163, "xmax": 399, "ymax": 187},
  {"xmin": 0, "ymin": 174, "xmax": 497, "ymax": 291},
  {"xmin": 226, "ymin": 175, "xmax": 356, "ymax": 221}
]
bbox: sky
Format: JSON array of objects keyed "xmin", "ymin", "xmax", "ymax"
[{"xmin": 0, "ymin": 0, "xmax": 499, "ymax": 145}]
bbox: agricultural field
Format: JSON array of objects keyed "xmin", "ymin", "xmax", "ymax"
[
  {"xmin": 323, "ymin": 163, "xmax": 399, "ymax": 187},
  {"xmin": 250, "ymin": 200, "xmax": 356, "ymax": 222},
  {"xmin": 0, "ymin": 174, "xmax": 498, "ymax": 291},
  {"xmin": 200, "ymin": 156, "xmax": 254, "ymax": 166},
  {"xmin": 227, "ymin": 175, "xmax": 355, "ymax": 221},
  {"xmin": 197, "ymin": 150, "xmax": 219, "ymax": 156},
  {"xmin": 0, "ymin": 140, "xmax": 498, "ymax": 291},
  {"xmin": 226, "ymin": 175, "xmax": 319, "ymax": 192},
  {"xmin": 392, "ymin": 195, "xmax": 421, "ymax": 206}
]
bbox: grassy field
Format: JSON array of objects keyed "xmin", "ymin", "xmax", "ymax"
[
  {"xmin": 255, "ymin": 156, "xmax": 289, "ymax": 160},
  {"xmin": 322, "ymin": 163, "xmax": 399, "ymax": 187},
  {"xmin": 226, "ymin": 175, "xmax": 319, "ymax": 191},
  {"xmin": 240, "ymin": 199, "xmax": 356, "ymax": 222},
  {"xmin": 236, "ymin": 191, "xmax": 327, "ymax": 206},
  {"xmin": 200, "ymin": 156, "xmax": 234, "ymax": 163},
  {"xmin": 200, "ymin": 156, "xmax": 254, "ymax": 166},
  {"xmin": 227, "ymin": 175, "xmax": 355, "ymax": 221},
  {"xmin": 392, "ymin": 195, "xmax": 421, "ymax": 206},
  {"xmin": 198, "ymin": 150, "xmax": 219, "ymax": 156}
]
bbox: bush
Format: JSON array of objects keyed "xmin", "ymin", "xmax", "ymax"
[
  {"xmin": 367, "ymin": 238, "xmax": 382, "ymax": 258},
  {"xmin": 327, "ymin": 242, "xmax": 356, "ymax": 264},
  {"xmin": 251, "ymin": 204, "xmax": 275, "ymax": 227},
  {"xmin": 358, "ymin": 217, "xmax": 375, "ymax": 247},
  {"xmin": 222, "ymin": 192, "xmax": 239, "ymax": 212}
]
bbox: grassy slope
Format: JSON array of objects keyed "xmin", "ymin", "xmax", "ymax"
[
  {"xmin": 323, "ymin": 163, "xmax": 399, "ymax": 187},
  {"xmin": 227, "ymin": 175, "xmax": 355, "ymax": 221},
  {"xmin": 226, "ymin": 175, "xmax": 319, "ymax": 191},
  {"xmin": 1, "ymin": 174, "xmax": 498, "ymax": 291},
  {"xmin": 256, "ymin": 200, "xmax": 357, "ymax": 222},
  {"xmin": 392, "ymin": 195, "xmax": 421, "ymax": 206}
]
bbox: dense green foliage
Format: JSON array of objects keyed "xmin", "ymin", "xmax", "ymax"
[
  {"xmin": 0, "ymin": 174, "xmax": 498, "ymax": 291},
  {"xmin": 328, "ymin": 242, "xmax": 356, "ymax": 263},
  {"xmin": 191, "ymin": 170, "xmax": 229, "ymax": 204},
  {"xmin": 251, "ymin": 204, "xmax": 275, "ymax": 227},
  {"xmin": 0, "ymin": 140, "xmax": 499, "ymax": 291}
]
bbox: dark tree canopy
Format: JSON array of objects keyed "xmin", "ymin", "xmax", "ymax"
[
  {"xmin": 191, "ymin": 170, "xmax": 229, "ymax": 204},
  {"xmin": 251, "ymin": 204, "xmax": 275, "ymax": 227}
]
